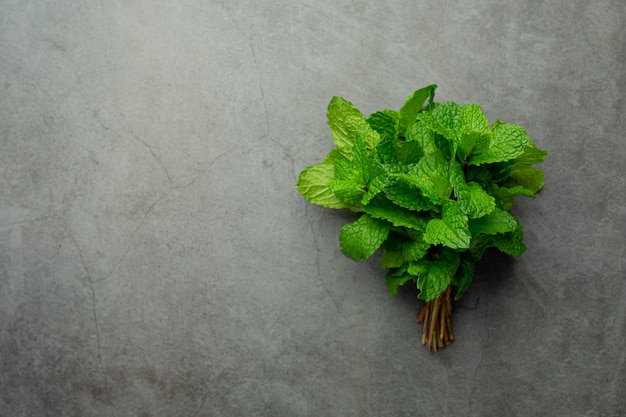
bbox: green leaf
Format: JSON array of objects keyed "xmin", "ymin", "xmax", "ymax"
[
  {"xmin": 450, "ymin": 162, "xmax": 496, "ymax": 219},
  {"xmin": 460, "ymin": 182, "xmax": 496, "ymax": 218},
  {"xmin": 453, "ymin": 259, "xmax": 475, "ymax": 300},
  {"xmin": 402, "ymin": 239, "xmax": 431, "ymax": 262},
  {"xmin": 329, "ymin": 133, "xmax": 385, "ymax": 205},
  {"xmin": 339, "ymin": 214, "xmax": 390, "ymax": 261},
  {"xmin": 457, "ymin": 104, "xmax": 490, "ymax": 160},
  {"xmin": 470, "ymin": 122, "xmax": 531, "ymax": 165},
  {"xmin": 383, "ymin": 177, "xmax": 434, "ymax": 212},
  {"xmin": 323, "ymin": 147, "xmax": 351, "ymax": 164},
  {"xmin": 406, "ymin": 121, "xmax": 434, "ymax": 149},
  {"xmin": 492, "ymin": 230, "xmax": 526, "ymax": 256},
  {"xmin": 418, "ymin": 101, "xmax": 464, "ymax": 141},
  {"xmin": 399, "ymin": 84, "xmax": 437, "ymax": 134},
  {"xmin": 513, "ymin": 143, "xmax": 548, "ymax": 168},
  {"xmin": 409, "ymin": 248, "xmax": 460, "ymax": 301},
  {"xmin": 468, "ymin": 207, "xmax": 518, "ymax": 236},
  {"xmin": 395, "ymin": 140, "xmax": 424, "ymax": 164},
  {"xmin": 381, "ymin": 248, "xmax": 405, "ymax": 269},
  {"xmin": 385, "ymin": 266, "xmax": 415, "ymax": 296},
  {"xmin": 328, "ymin": 179, "xmax": 364, "ymax": 205},
  {"xmin": 367, "ymin": 110, "xmax": 399, "ymax": 140},
  {"xmin": 296, "ymin": 163, "xmax": 348, "ymax": 209},
  {"xmin": 361, "ymin": 174, "xmax": 387, "ymax": 205},
  {"xmin": 507, "ymin": 167, "xmax": 545, "ymax": 195},
  {"xmin": 327, "ymin": 96, "xmax": 380, "ymax": 149},
  {"xmin": 460, "ymin": 104, "xmax": 489, "ymax": 135},
  {"xmin": 424, "ymin": 199, "xmax": 471, "ymax": 249},
  {"xmin": 397, "ymin": 152, "xmax": 451, "ymax": 205},
  {"xmin": 363, "ymin": 195, "xmax": 428, "ymax": 231},
  {"xmin": 489, "ymin": 183, "xmax": 537, "ymax": 210},
  {"xmin": 369, "ymin": 110, "xmax": 400, "ymax": 164}
]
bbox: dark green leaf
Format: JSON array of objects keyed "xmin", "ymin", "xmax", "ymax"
[
  {"xmin": 385, "ymin": 266, "xmax": 415, "ymax": 296},
  {"xmin": 453, "ymin": 259, "xmax": 475, "ymax": 300},
  {"xmin": 381, "ymin": 248, "xmax": 405, "ymax": 269},
  {"xmin": 383, "ymin": 177, "xmax": 435, "ymax": 212},
  {"xmin": 363, "ymin": 195, "xmax": 428, "ymax": 231}
]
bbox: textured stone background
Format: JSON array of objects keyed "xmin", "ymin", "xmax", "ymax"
[{"xmin": 1, "ymin": 0, "xmax": 624, "ymax": 416}]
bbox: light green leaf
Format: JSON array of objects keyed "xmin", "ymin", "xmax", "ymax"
[
  {"xmin": 409, "ymin": 248, "xmax": 460, "ymax": 301},
  {"xmin": 328, "ymin": 179, "xmax": 364, "ymax": 205},
  {"xmin": 296, "ymin": 163, "xmax": 348, "ymax": 209},
  {"xmin": 327, "ymin": 96, "xmax": 381, "ymax": 148},
  {"xmin": 323, "ymin": 147, "xmax": 351, "ymax": 165},
  {"xmin": 399, "ymin": 84, "xmax": 437, "ymax": 134},
  {"xmin": 459, "ymin": 104, "xmax": 489, "ymax": 135},
  {"xmin": 339, "ymin": 214, "xmax": 390, "ymax": 261},
  {"xmin": 470, "ymin": 122, "xmax": 531, "ymax": 165},
  {"xmin": 424, "ymin": 199, "xmax": 471, "ymax": 249}
]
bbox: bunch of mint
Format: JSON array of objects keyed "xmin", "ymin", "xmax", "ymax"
[{"xmin": 296, "ymin": 85, "xmax": 546, "ymax": 352}]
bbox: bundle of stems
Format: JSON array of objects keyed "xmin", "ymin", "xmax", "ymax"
[{"xmin": 416, "ymin": 285, "xmax": 453, "ymax": 353}]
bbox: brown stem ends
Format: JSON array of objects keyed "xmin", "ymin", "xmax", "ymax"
[{"xmin": 416, "ymin": 286, "xmax": 454, "ymax": 353}]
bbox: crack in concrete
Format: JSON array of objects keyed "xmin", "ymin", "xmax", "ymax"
[
  {"xmin": 88, "ymin": 280, "xmax": 117, "ymax": 417},
  {"xmin": 248, "ymin": 37, "xmax": 270, "ymax": 139},
  {"xmin": 64, "ymin": 217, "xmax": 117, "ymax": 417},
  {"xmin": 92, "ymin": 192, "xmax": 166, "ymax": 284},
  {"xmin": 304, "ymin": 204, "xmax": 341, "ymax": 314},
  {"xmin": 130, "ymin": 131, "xmax": 173, "ymax": 185},
  {"xmin": 218, "ymin": 0, "xmax": 298, "ymax": 186}
]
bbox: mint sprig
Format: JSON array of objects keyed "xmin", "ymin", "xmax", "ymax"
[{"xmin": 296, "ymin": 85, "xmax": 547, "ymax": 352}]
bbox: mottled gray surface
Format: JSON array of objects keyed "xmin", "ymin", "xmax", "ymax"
[{"xmin": 1, "ymin": 0, "xmax": 624, "ymax": 416}]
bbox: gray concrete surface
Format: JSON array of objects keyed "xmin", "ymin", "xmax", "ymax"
[{"xmin": 1, "ymin": 0, "xmax": 624, "ymax": 416}]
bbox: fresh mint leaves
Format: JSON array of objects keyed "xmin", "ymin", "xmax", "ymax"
[{"xmin": 296, "ymin": 85, "xmax": 547, "ymax": 352}]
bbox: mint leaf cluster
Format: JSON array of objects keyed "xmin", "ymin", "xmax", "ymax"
[{"xmin": 297, "ymin": 85, "xmax": 546, "ymax": 303}]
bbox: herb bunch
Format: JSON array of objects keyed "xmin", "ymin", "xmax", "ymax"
[{"xmin": 296, "ymin": 85, "xmax": 546, "ymax": 352}]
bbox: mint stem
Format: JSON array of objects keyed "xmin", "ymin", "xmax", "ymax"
[{"xmin": 416, "ymin": 285, "xmax": 454, "ymax": 353}]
